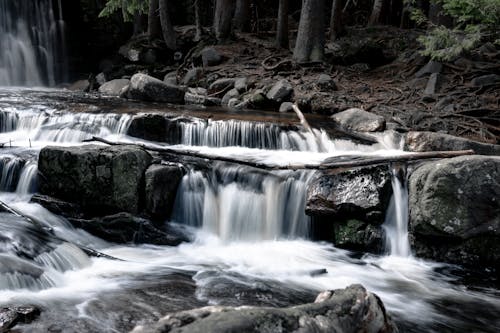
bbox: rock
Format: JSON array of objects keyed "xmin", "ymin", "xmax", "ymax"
[
  {"xmin": 306, "ymin": 165, "xmax": 392, "ymax": 222},
  {"xmin": 127, "ymin": 114, "xmax": 183, "ymax": 143},
  {"xmin": 423, "ymin": 73, "xmax": 441, "ymax": 96},
  {"xmin": 30, "ymin": 194, "xmax": 85, "ymax": 219},
  {"xmin": 131, "ymin": 284, "xmax": 397, "ymax": 333},
  {"xmin": 415, "ymin": 60, "xmax": 442, "ymax": 78},
  {"xmin": 317, "ymin": 74, "xmax": 337, "ymax": 91},
  {"xmin": 188, "ymin": 87, "xmax": 207, "ymax": 95},
  {"xmin": 38, "ymin": 145, "xmax": 152, "ymax": 214},
  {"xmin": 266, "ymin": 79, "xmax": 293, "ymax": 103},
  {"xmin": 96, "ymin": 72, "xmax": 107, "ymax": 86},
  {"xmin": 145, "ymin": 164, "xmax": 184, "ymax": 221},
  {"xmin": 331, "ymin": 108, "xmax": 386, "ymax": 132},
  {"xmin": 98, "ymin": 79, "xmax": 130, "ymax": 96},
  {"xmin": 163, "ymin": 71, "xmax": 178, "ymax": 85},
  {"xmin": 68, "ymin": 79, "xmax": 89, "ymax": 92},
  {"xmin": 334, "ymin": 220, "xmax": 383, "ymax": 253},
  {"xmin": 234, "ymin": 77, "xmax": 248, "ymax": 93},
  {"xmin": 128, "ymin": 73, "xmax": 185, "ymax": 104},
  {"xmin": 248, "ymin": 89, "xmax": 268, "ymax": 108},
  {"xmin": 182, "ymin": 68, "xmax": 203, "ymax": 87},
  {"xmin": 409, "ymin": 155, "xmax": 500, "ymax": 267},
  {"xmin": 201, "ymin": 47, "xmax": 222, "ymax": 67},
  {"xmin": 185, "ymin": 92, "xmax": 208, "ymax": 105},
  {"xmin": 67, "ymin": 212, "xmax": 187, "ymax": 246},
  {"xmin": 221, "ymin": 88, "xmax": 240, "ymax": 106},
  {"xmin": 119, "ymin": 45, "xmax": 140, "ymax": 62},
  {"xmin": 471, "ymin": 74, "xmax": 500, "ymax": 87},
  {"xmin": 0, "ymin": 306, "xmax": 40, "ymax": 332},
  {"xmin": 208, "ymin": 78, "xmax": 236, "ymax": 95},
  {"xmin": 405, "ymin": 131, "xmax": 500, "ymax": 156},
  {"xmin": 279, "ymin": 102, "xmax": 294, "ymax": 113}
]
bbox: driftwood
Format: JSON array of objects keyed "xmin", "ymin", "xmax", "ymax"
[{"xmin": 84, "ymin": 136, "xmax": 475, "ymax": 171}]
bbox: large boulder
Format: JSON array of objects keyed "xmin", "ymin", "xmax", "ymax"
[
  {"xmin": 127, "ymin": 73, "xmax": 185, "ymax": 104},
  {"xmin": 131, "ymin": 284, "xmax": 397, "ymax": 333},
  {"xmin": 405, "ymin": 131, "xmax": 500, "ymax": 156},
  {"xmin": 145, "ymin": 164, "xmax": 184, "ymax": 221},
  {"xmin": 127, "ymin": 114, "xmax": 184, "ymax": 143},
  {"xmin": 266, "ymin": 79, "xmax": 293, "ymax": 103},
  {"xmin": 409, "ymin": 155, "xmax": 500, "ymax": 267},
  {"xmin": 98, "ymin": 79, "xmax": 130, "ymax": 96},
  {"xmin": 38, "ymin": 145, "xmax": 152, "ymax": 214},
  {"xmin": 331, "ymin": 108, "xmax": 386, "ymax": 132}
]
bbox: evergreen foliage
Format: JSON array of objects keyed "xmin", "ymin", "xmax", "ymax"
[{"xmin": 99, "ymin": 0, "xmax": 148, "ymax": 22}]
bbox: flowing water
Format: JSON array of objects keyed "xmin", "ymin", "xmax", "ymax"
[{"xmin": 0, "ymin": 88, "xmax": 498, "ymax": 332}]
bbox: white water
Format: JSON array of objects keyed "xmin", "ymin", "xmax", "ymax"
[
  {"xmin": 0, "ymin": 89, "xmax": 498, "ymax": 332},
  {"xmin": 0, "ymin": 0, "xmax": 66, "ymax": 86}
]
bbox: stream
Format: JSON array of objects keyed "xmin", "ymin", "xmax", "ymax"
[{"xmin": 0, "ymin": 88, "xmax": 499, "ymax": 332}]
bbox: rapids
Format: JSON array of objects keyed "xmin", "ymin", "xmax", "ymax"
[{"xmin": 0, "ymin": 88, "xmax": 499, "ymax": 332}]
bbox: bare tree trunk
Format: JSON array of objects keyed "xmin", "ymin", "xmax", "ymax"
[
  {"xmin": 329, "ymin": 0, "xmax": 343, "ymax": 41},
  {"xmin": 293, "ymin": 0, "xmax": 325, "ymax": 63},
  {"xmin": 429, "ymin": 2, "xmax": 453, "ymax": 27},
  {"xmin": 159, "ymin": 0, "xmax": 176, "ymax": 49},
  {"xmin": 368, "ymin": 0, "xmax": 384, "ymax": 26},
  {"xmin": 276, "ymin": 0, "xmax": 289, "ymax": 48},
  {"xmin": 194, "ymin": 0, "xmax": 203, "ymax": 41},
  {"xmin": 214, "ymin": 0, "xmax": 235, "ymax": 42},
  {"xmin": 148, "ymin": 0, "xmax": 161, "ymax": 42},
  {"xmin": 133, "ymin": 11, "xmax": 142, "ymax": 37},
  {"xmin": 234, "ymin": 0, "xmax": 251, "ymax": 32}
]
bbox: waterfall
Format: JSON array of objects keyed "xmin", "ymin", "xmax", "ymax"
[
  {"xmin": 0, "ymin": 0, "xmax": 66, "ymax": 86},
  {"xmin": 383, "ymin": 164, "xmax": 411, "ymax": 257}
]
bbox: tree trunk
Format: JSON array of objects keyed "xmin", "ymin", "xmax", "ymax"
[
  {"xmin": 368, "ymin": 0, "xmax": 384, "ymax": 26},
  {"xmin": 293, "ymin": 0, "xmax": 325, "ymax": 63},
  {"xmin": 214, "ymin": 0, "xmax": 235, "ymax": 42},
  {"xmin": 428, "ymin": 2, "xmax": 453, "ymax": 27},
  {"xmin": 148, "ymin": 0, "xmax": 161, "ymax": 42},
  {"xmin": 276, "ymin": 0, "xmax": 289, "ymax": 48},
  {"xmin": 194, "ymin": 0, "xmax": 203, "ymax": 41},
  {"xmin": 133, "ymin": 11, "xmax": 142, "ymax": 37},
  {"xmin": 234, "ymin": 0, "xmax": 251, "ymax": 32},
  {"xmin": 329, "ymin": 0, "xmax": 343, "ymax": 41},
  {"xmin": 159, "ymin": 0, "xmax": 176, "ymax": 50}
]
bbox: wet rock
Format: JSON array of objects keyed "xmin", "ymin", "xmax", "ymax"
[
  {"xmin": 266, "ymin": 79, "xmax": 293, "ymax": 103},
  {"xmin": 145, "ymin": 164, "xmax": 184, "ymax": 221},
  {"xmin": 306, "ymin": 165, "xmax": 392, "ymax": 222},
  {"xmin": 279, "ymin": 102, "xmax": 294, "ymax": 113},
  {"xmin": 415, "ymin": 60, "xmax": 442, "ymax": 78},
  {"xmin": 471, "ymin": 74, "xmax": 500, "ymax": 86},
  {"xmin": 331, "ymin": 108, "xmax": 386, "ymax": 132},
  {"xmin": 317, "ymin": 74, "xmax": 336, "ymax": 91},
  {"xmin": 30, "ymin": 194, "xmax": 85, "ymax": 219},
  {"xmin": 208, "ymin": 78, "xmax": 236, "ymax": 95},
  {"xmin": 38, "ymin": 145, "xmax": 152, "ymax": 214},
  {"xmin": 234, "ymin": 77, "xmax": 248, "ymax": 93},
  {"xmin": 131, "ymin": 284, "xmax": 396, "ymax": 333},
  {"xmin": 405, "ymin": 131, "xmax": 500, "ymax": 156},
  {"xmin": 182, "ymin": 68, "xmax": 203, "ymax": 87},
  {"xmin": 221, "ymin": 88, "xmax": 240, "ymax": 106},
  {"xmin": 98, "ymin": 79, "xmax": 130, "ymax": 96},
  {"xmin": 67, "ymin": 212, "xmax": 187, "ymax": 246},
  {"xmin": 201, "ymin": 47, "xmax": 222, "ymax": 67},
  {"xmin": 68, "ymin": 79, "xmax": 89, "ymax": 92},
  {"xmin": 0, "ymin": 306, "xmax": 40, "ymax": 332},
  {"xmin": 127, "ymin": 73, "xmax": 185, "ymax": 104},
  {"xmin": 409, "ymin": 155, "xmax": 500, "ymax": 267},
  {"xmin": 334, "ymin": 220, "xmax": 384, "ymax": 253},
  {"xmin": 127, "ymin": 114, "xmax": 170, "ymax": 142}
]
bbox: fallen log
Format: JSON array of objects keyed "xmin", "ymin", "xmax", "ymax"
[{"xmin": 84, "ymin": 136, "xmax": 475, "ymax": 171}]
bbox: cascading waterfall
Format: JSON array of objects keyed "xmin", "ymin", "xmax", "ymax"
[{"xmin": 0, "ymin": 0, "xmax": 66, "ymax": 86}]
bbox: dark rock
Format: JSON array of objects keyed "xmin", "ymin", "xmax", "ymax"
[
  {"xmin": 127, "ymin": 114, "xmax": 169, "ymax": 142},
  {"xmin": 423, "ymin": 73, "xmax": 441, "ymax": 96},
  {"xmin": 0, "ymin": 306, "xmax": 40, "ymax": 332},
  {"xmin": 415, "ymin": 60, "xmax": 442, "ymax": 78},
  {"xmin": 248, "ymin": 89, "xmax": 268, "ymax": 108},
  {"xmin": 182, "ymin": 68, "xmax": 203, "ymax": 87},
  {"xmin": 306, "ymin": 165, "xmax": 392, "ymax": 221},
  {"xmin": 331, "ymin": 108, "xmax": 386, "ymax": 132},
  {"xmin": 98, "ymin": 79, "xmax": 130, "ymax": 96},
  {"xmin": 30, "ymin": 194, "xmax": 85, "ymax": 219},
  {"xmin": 221, "ymin": 88, "xmax": 240, "ymax": 106},
  {"xmin": 317, "ymin": 74, "xmax": 337, "ymax": 91},
  {"xmin": 131, "ymin": 284, "xmax": 397, "ymax": 333},
  {"xmin": 279, "ymin": 102, "xmax": 294, "ymax": 113},
  {"xmin": 38, "ymin": 145, "xmax": 152, "ymax": 214},
  {"xmin": 127, "ymin": 73, "xmax": 185, "ymax": 104},
  {"xmin": 266, "ymin": 79, "xmax": 293, "ymax": 103},
  {"xmin": 208, "ymin": 78, "xmax": 236, "ymax": 95},
  {"xmin": 405, "ymin": 131, "xmax": 500, "ymax": 156},
  {"xmin": 334, "ymin": 220, "xmax": 384, "ymax": 253},
  {"xmin": 145, "ymin": 164, "xmax": 184, "ymax": 221},
  {"xmin": 68, "ymin": 212, "xmax": 187, "ymax": 246},
  {"xmin": 409, "ymin": 155, "xmax": 500, "ymax": 267},
  {"xmin": 471, "ymin": 74, "xmax": 500, "ymax": 87},
  {"xmin": 201, "ymin": 47, "xmax": 222, "ymax": 67}
]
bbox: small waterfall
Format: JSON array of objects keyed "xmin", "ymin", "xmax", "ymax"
[
  {"xmin": 383, "ymin": 164, "xmax": 411, "ymax": 257},
  {"xmin": 0, "ymin": 0, "xmax": 66, "ymax": 86},
  {"xmin": 16, "ymin": 162, "xmax": 38, "ymax": 195},
  {"xmin": 0, "ymin": 156, "xmax": 24, "ymax": 192},
  {"xmin": 173, "ymin": 166, "xmax": 314, "ymax": 241}
]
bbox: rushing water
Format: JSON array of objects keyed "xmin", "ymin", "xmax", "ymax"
[
  {"xmin": 0, "ymin": 89, "xmax": 499, "ymax": 332},
  {"xmin": 0, "ymin": 0, "xmax": 66, "ymax": 86}
]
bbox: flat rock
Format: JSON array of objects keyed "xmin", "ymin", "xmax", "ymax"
[
  {"xmin": 99, "ymin": 79, "xmax": 130, "ymax": 96},
  {"xmin": 127, "ymin": 73, "xmax": 185, "ymax": 104},
  {"xmin": 331, "ymin": 108, "xmax": 386, "ymax": 132}
]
